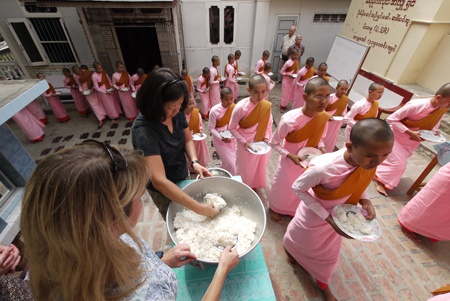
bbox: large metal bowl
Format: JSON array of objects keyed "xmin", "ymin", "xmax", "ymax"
[
  {"xmin": 166, "ymin": 177, "xmax": 266, "ymax": 264},
  {"xmin": 196, "ymin": 167, "xmax": 232, "ymax": 180}
]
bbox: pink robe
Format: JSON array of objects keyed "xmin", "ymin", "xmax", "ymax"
[
  {"xmin": 292, "ymin": 67, "xmax": 311, "ymax": 109},
  {"xmin": 229, "ymin": 98, "xmax": 273, "ymax": 188},
  {"xmin": 268, "ymin": 109, "xmax": 328, "ymax": 216},
  {"xmin": 112, "ymin": 72, "xmax": 139, "ymax": 120},
  {"xmin": 209, "ymin": 103, "xmax": 237, "ymax": 175},
  {"xmin": 280, "ymin": 59, "xmax": 296, "ymax": 108},
  {"xmin": 323, "ymin": 93, "xmax": 347, "ymax": 152},
  {"xmin": 376, "ymin": 98, "xmax": 443, "ymax": 189},
  {"xmin": 12, "ymin": 107, "xmax": 45, "ymax": 141},
  {"xmin": 131, "ymin": 74, "xmax": 144, "ymax": 92},
  {"xmin": 74, "ymin": 74, "xmax": 107, "ymax": 122},
  {"xmin": 197, "ymin": 75, "xmax": 210, "ymax": 116},
  {"xmin": 261, "ymin": 73, "xmax": 274, "ymax": 100},
  {"xmin": 254, "ymin": 59, "xmax": 265, "ymax": 75},
  {"xmin": 63, "ymin": 76, "xmax": 90, "ymax": 115},
  {"xmin": 185, "ymin": 111, "xmax": 210, "ymax": 171},
  {"xmin": 43, "ymin": 90, "xmax": 70, "ymax": 122},
  {"xmin": 209, "ymin": 66, "xmax": 221, "ymax": 108},
  {"xmin": 26, "ymin": 100, "xmax": 47, "ymax": 123},
  {"xmin": 343, "ymin": 98, "xmax": 373, "ymax": 143},
  {"xmin": 224, "ymin": 63, "xmax": 238, "ymax": 101},
  {"xmin": 398, "ymin": 162, "xmax": 450, "ymax": 241},
  {"xmin": 92, "ymin": 72, "xmax": 122, "ymax": 119},
  {"xmin": 284, "ymin": 149, "xmax": 369, "ymax": 284},
  {"xmin": 231, "ymin": 61, "xmax": 240, "ymax": 99}
]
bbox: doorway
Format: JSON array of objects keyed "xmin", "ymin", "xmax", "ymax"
[
  {"xmin": 115, "ymin": 26, "xmax": 162, "ymax": 74},
  {"xmin": 272, "ymin": 16, "xmax": 298, "ymax": 78}
]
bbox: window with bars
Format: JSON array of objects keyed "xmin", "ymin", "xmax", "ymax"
[
  {"xmin": 208, "ymin": 5, "xmax": 236, "ymax": 46},
  {"xmin": 313, "ymin": 14, "xmax": 347, "ymax": 23}
]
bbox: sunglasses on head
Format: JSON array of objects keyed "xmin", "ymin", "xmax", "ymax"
[{"xmin": 82, "ymin": 139, "xmax": 128, "ymax": 179}]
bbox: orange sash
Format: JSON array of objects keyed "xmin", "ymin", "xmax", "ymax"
[
  {"xmin": 188, "ymin": 108, "xmax": 200, "ymax": 133},
  {"xmin": 285, "ymin": 112, "xmax": 330, "ymax": 147},
  {"xmin": 80, "ymin": 69, "xmax": 94, "ymax": 89},
  {"xmin": 185, "ymin": 75, "xmax": 193, "ymax": 94},
  {"xmin": 258, "ymin": 60, "xmax": 265, "ymax": 73},
  {"xmin": 354, "ymin": 101, "xmax": 378, "ymax": 120},
  {"xmin": 67, "ymin": 75, "xmax": 76, "ymax": 87},
  {"xmin": 326, "ymin": 95, "xmax": 349, "ymax": 117},
  {"xmin": 401, "ymin": 107, "xmax": 448, "ymax": 130},
  {"xmin": 216, "ymin": 104, "xmax": 236, "ymax": 128},
  {"xmin": 432, "ymin": 285, "xmax": 450, "ymax": 295},
  {"xmin": 239, "ymin": 100, "xmax": 271, "ymax": 142},
  {"xmin": 45, "ymin": 82, "xmax": 56, "ymax": 95},
  {"xmin": 235, "ymin": 61, "xmax": 238, "ymax": 72},
  {"xmin": 312, "ymin": 166, "xmax": 376, "ymax": 205},
  {"xmin": 199, "ymin": 75, "xmax": 210, "ymax": 89},
  {"xmin": 322, "ymin": 75, "xmax": 330, "ymax": 82},
  {"xmin": 285, "ymin": 60, "xmax": 299, "ymax": 74},
  {"xmin": 98, "ymin": 71, "xmax": 111, "ymax": 89},
  {"xmin": 134, "ymin": 74, "xmax": 147, "ymax": 86},
  {"xmin": 117, "ymin": 71, "xmax": 130, "ymax": 87},
  {"xmin": 300, "ymin": 67, "xmax": 315, "ymax": 81},
  {"xmin": 212, "ymin": 67, "xmax": 220, "ymax": 81}
]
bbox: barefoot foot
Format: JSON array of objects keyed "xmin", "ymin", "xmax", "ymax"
[
  {"xmin": 284, "ymin": 248, "xmax": 297, "ymax": 266},
  {"xmin": 376, "ymin": 180, "xmax": 388, "ymax": 196},
  {"xmin": 111, "ymin": 119, "xmax": 118, "ymax": 125},
  {"xmin": 400, "ymin": 225, "xmax": 421, "ymax": 243},
  {"xmin": 269, "ymin": 208, "xmax": 281, "ymax": 224},
  {"xmin": 322, "ymin": 286, "xmax": 338, "ymax": 301}
]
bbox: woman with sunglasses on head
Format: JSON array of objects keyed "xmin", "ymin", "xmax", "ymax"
[
  {"xmin": 132, "ymin": 68, "xmax": 218, "ymax": 220},
  {"xmin": 21, "ymin": 142, "xmax": 239, "ymax": 301}
]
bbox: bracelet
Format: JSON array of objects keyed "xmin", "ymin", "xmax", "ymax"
[{"xmin": 191, "ymin": 160, "xmax": 200, "ymax": 167}]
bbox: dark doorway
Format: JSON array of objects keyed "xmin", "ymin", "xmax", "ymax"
[{"xmin": 115, "ymin": 26, "xmax": 162, "ymax": 74}]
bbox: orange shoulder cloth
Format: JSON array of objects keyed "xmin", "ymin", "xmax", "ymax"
[
  {"xmin": 285, "ymin": 60, "xmax": 299, "ymax": 74},
  {"xmin": 239, "ymin": 100, "xmax": 272, "ymax": 142},
  {"xmin": 326, "ymin": 95, "xmax": 349, "ymax": 117},
  {"xmin": 117, "ymin": 71, "xmax": 130, "ymax": 87},
  {"xmin": 45, "ymin": 82, "xmax": 56, "ymax": 95},
  {"xmin": 185, "ymin": 75, "xmax": 193, "ymax": 93},
  {"xmin": 188, "ymin": 108, "xmax": 201, "ymax": 133},
  {"xmin": 312, "ymin": 166, "xmax": 376, "ymax": 205},
  {"xmin": 99, "ymin": 71, "xmax": 111, "ymax": 89},
  {"xmin": 401, "ymin": 107, "xmax": 448, "ymax": 130},
  {"xmin": 134, "ymin": 73, "xmax": 147, "ymax": 86},
  {"xmin": 300, "ymin": 67, "xmax": 315, "ymax": 81},
  {"xmin": 80, "ymin": 69, "xmax": 94, "ymax": 89},
  {"xmin": 354, "ymin": 100, "xmax": 378, "ymax": 121},
  {"xmin": 285, "ymin": 112, "xmax": 330, "ymax": 147},
  {"xmin": 67, "ymin": 75, "xmax": 76, "ymax": 87},
  {"xmin": 216, "ymin": 104, "xmax": 236, "ymax": 128}
]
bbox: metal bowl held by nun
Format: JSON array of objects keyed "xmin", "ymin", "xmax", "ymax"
[
  {"xmin": 166, "ymin": 177, "xmax": 267, "ymax": 264},
  {"xmin": 196, "ymin": 167, "xmax": 232, "ymax": 180}
]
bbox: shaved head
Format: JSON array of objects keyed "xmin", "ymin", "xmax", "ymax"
[
  {"xmin": 305, "ymin": 77, "xmax": 329, "ymax": 95},
  {"xmin": 436, "ymin": 82, "xmax": 450, "ymax": 98},
  {"xmin": 350, "ymin": 118, "xmax": 393, "ymax": 148},
  {"xmin": 249, "ymin": 74, "xmax": 267, "ymax": 90},
  {"xmin": 369, "ymin": 82, "xmax": 383, "ymax": 91},
  {"xmin": 337, "ymin": 80, "xmax": 349, "ymax": 88}
]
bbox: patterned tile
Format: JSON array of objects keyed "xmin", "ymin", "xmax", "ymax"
[
  {"xmin": 110, "ymin": 123, "xmax": 119, "ymax": 129},
  {"xmin": 79, "ymin": 133, "xmax": 89, "ymax": 139},
  {"xmin": 52, "ymin": 136, "xmax": 62, "ymax": 143},
  {"xmin": 118, "ymin": 138, "xmax": 127, "ymax": 145},
  {"xmin": 125, "ymin": 122, "xmax": 133, "ymax": 128},
  {"xmin": 63, "ymin": 135, "xmax": 74, "ymax": 142},
  {"xmin": 54, "ymin": 145, "xmax": 65, "ymax": 153},
  {"xmin": 40, "ymin": 148, "xmax": 52, "ymax": 156},
  {"xmin": 107, "ymin": 131, "xmax": 115, "ymax": 137},
  {"xmin": 92, "ymin": 132, "xmax": 101, "ymax": 139},
  {"xmin": 122, "ymin": 129, "xmax": 130, "ymax": 136}
]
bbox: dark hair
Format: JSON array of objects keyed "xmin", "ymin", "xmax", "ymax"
[
  {"xmin": 337, "ymin": 80, "xmax": 349, "ymax": 88},
  {"xmin": 62, "ymin": 68, "xmax": 70, "ymax": 74},
  {"xmin": 305, "ymin": 77, "xmax": 329, "ymax": 95},
  {"xmin": 221, "ymin": 87, "xmax": 233, "ymax": 99},
  {"xmin": 249, "ymin": 75, "xmax": 267, "ymax": 90},
  {"xmin": 264, "ymin": 63, "xmax": 272, "ymax": 72},
  {"xmin": 350, "ymin": 118, "xmax": 393, "ymax": 148},
  {"xmin": 72, "ymin": 65, "xmax": 80, "ymax": 73},
  {"xmin": 211, "ymin": 55, "xmax": 219, "ymax": 63},
  {"xmin": 235, "ymin": 50, "xmax": 241, "ymax": 56},
  {"xmin": 263, "ymin": 50, "xmax": 270, "ymax": 57},
  {"xmin": 36, "ymin": 73, "xmax": 44, "ymax": 78},
  {"xmin": 227, "ymin": 54, "xmax": 235, "ymax": 61},
  {"xmin": 93, "ymin": 62, "xmax": 101, "ymax": 69},
  {"xmin": 80, "ymin": 65, "xmax": 89, "ymax": 70},
  {"xmin": 436, "ymin": 82, "xmax": 450, "ymax": 98},
  {"xmin": 369, "ymin": 82, "xmax": 383, "ymax": 91},
  {"xmin": 318, "ymin": 62, "xmax": 328, "ymax": 69},
  {"xmin": 136, "ymin": 68, "xmax": 189, "ymax": 121},
  {"xmin": 115, "ymin": 61, "xmax": 124, "ymax": 68},
  {"xmin": 305, "ymin": 57, "xmax": 315, "ymax": 64},
  {"xmin": 202, "ymin": 67, "xmax": 210, "ymax": 75}
]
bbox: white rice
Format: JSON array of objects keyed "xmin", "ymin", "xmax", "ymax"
[
  {"xmin": 335, "ymin": 206, "xmax": 372, "ymax": 235},
  {"xmin": 173, "ymin": 194, "xmax": 257, "ymax": 261}
]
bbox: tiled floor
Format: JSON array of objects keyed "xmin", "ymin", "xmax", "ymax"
[{"xmin": 7, "ymin": 86, "xmax": 450, "ymax": 301}]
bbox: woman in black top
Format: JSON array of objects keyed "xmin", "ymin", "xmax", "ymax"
[{"xmin": 132, "ymin": 68, "xmax": 218, "ymax": 220}]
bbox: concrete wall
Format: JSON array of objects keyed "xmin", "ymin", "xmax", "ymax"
[{"xmin": 181, "ymin": 0, "xmax": 350, "ymax": 77}]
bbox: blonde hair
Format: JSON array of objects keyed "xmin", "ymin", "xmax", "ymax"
[{"xmin": 21, "ymin": 143, "xmax": 150, "ymax": 301}]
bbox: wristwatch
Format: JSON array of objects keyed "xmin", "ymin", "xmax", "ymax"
[
  {"xmin": 155, "ymin": 251, "xmax": 164, "ymax": 259},
  {"xmin": 191, "ymin": 160, "xmax": 200, "ymax": 167}
]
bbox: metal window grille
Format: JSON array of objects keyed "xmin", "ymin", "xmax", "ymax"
[
  {"xmin": 313, "ymin": 14, "xmax": 346, "ymax": 23},
  {"xmin": 29, "ymin": 18, "xmax": 75, "ymax": 63}
]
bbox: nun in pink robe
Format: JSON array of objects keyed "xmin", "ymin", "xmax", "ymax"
[
  {"xmin": 398, "ymin": 162, "xmax": 450, "ymax": 241},
  {"xmin": 92, "ymin": 72, "xmax": 122, "ymax": 119},
  {"xmin": 112, "ymin": 72, "xmax": 139, "ymax": 120},
  {"xmin": 322, "ymin": 93, "xmax": 348, "ymax": 152},
  {"xmin": 43, "ymin": 88, "xmax": 70, "ymax": 122},
  {"xmin": 292, "ymin": 67, "xmax": 311, "ymax": 109},
  {"xmin": 268, "ymin": 108, "xmax": 328, "ymax": 216},
  {"xmin": 279, "ymin": 59, "xmax": 297, "ymax": 109},
  {"xmin": 73, "ymin": 74, "xmax": 107, "ymax": 122},
  {"xmin": 26, "ymin": 100, "xmax": 48, "ymax": 124},
  {"xmin": 376, "ymin": 98, "xmax": 445, "ymax": 190},
  {"xmin": 209, "ymin": 66, "xmax": 221, "ymax": 108},
  {"xmin": 12, "ymin": 107, "xmax": 45, "ymax": 142},
  {"xmin": 229, "ymin": 97, "xmax": 273, "ymax": 189},
  {"xmin": 261, "ymin": 73, "xmax": 274, "ymax": 100},
  {"xmin": 185, "ymin": 110, "xmax": 210, "ymax": 172},
  {"xmin": 209, "ymin": 103, "xmax": 237, "ymax": 175},
  {"xmin": 197, "ymin": 74, "xmax": 210, "ymax": 118},
  {"xmin": 224, "ymin": 63, "xmax": 238, "ymax": 101},
  {"xmin": 343, "ymin": 98, "xmax": 374, "ymax": 143},
  {"xmin": 63, "ymin": 75, "xmax": 90, "ymax": 116},
  {"xmin": 284, "ymin": 149, "xmax": 368, "ymax": 287}
]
